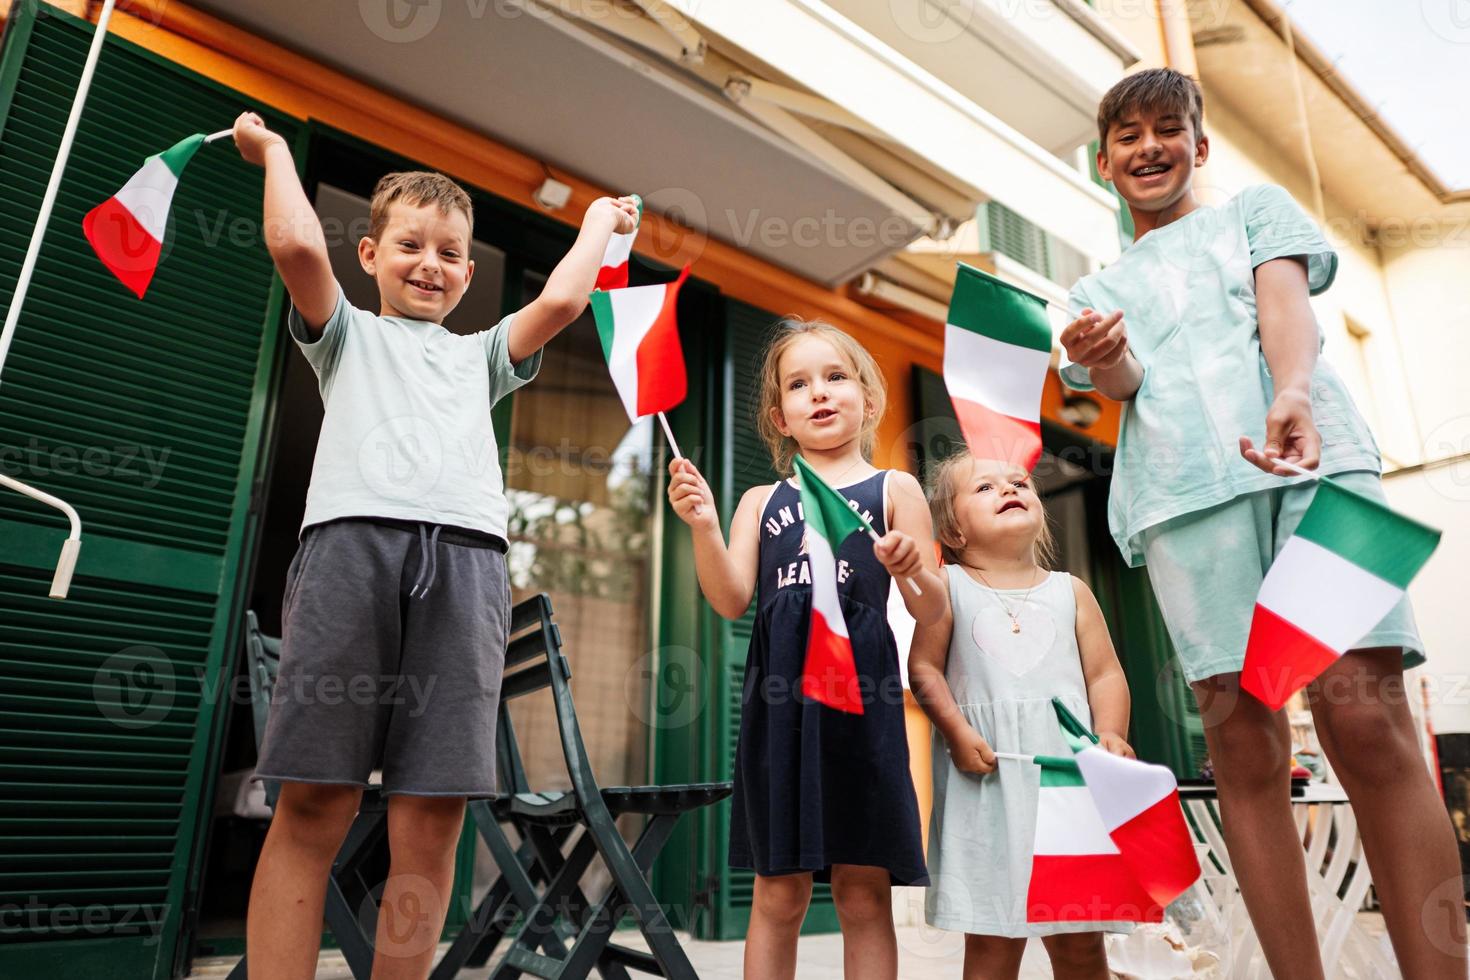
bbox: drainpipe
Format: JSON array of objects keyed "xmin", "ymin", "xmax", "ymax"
[{"xmin": 1154, "ymin": 0, "xmax": 1198, "ymax": 76}]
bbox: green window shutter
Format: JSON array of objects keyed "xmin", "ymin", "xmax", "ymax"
[
  {"xmin": 697, "ymin": 301, "xmax": 839, "ymax": 939},
  {"xmin": 0, "ymin": 8, "xmax": 298, "ymax": 977},
  {"xmin": 1088, "ymin": 139, "xmax": 1136, "ymax": 248},
  {"xmin": 976, "ymin": 201, "xmax": 1090, "ymax": 288}
]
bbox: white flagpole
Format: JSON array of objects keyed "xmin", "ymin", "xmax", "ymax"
[
  {"xmin": 993, "ymin": 751, "xmax": 1036, "ymax": 764},
  {"xmin": 0, "ymin": 0, "xmax": 117, "ymax": 384},
  {"xmin": 1266, "ymin": 455, "xmax": 1321, "ymax": 480},
  {"xmin": 0, "ymin": 0, "xmax": 118, "ymax": 597},
  {"xmin": 657, "ymin": 410, "xmax": 701, "ymax": 518}
]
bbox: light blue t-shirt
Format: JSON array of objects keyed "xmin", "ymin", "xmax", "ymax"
[
  {"xmin": 289, "ymin": 285, "xmax": 541, "ymax": 539},
  {"xmin": 1060, "ymin": 184, "xmax": 1380, "ymax": 567}
]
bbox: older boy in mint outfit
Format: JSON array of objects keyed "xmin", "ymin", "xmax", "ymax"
[
  {"xmin": 1060, "ymin": 70, "xmax": 1464, "ymax": 977},
  {"xmin": 231, "ymin": 110, "xmax": 640, "ymax": 980}
]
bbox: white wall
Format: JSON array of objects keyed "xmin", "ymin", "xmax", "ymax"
[{"xmin": 1384, "ymin": 467, "xmax": 1470, "ymax": 733}]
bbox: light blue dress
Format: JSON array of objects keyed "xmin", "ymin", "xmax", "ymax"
[{"xmin": 924, "ymin": 568, "xmax": 1133, "ymax": 937}]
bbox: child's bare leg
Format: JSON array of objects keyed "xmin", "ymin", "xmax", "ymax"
[
  {"xmin": 962, "ymin": 934, "xmax": 1026, "ymax": 980},
  {"xmin": 247, "ymin": 782, "xmax": 363, "ymax": 980},
  {"xmin": 830, "ymin": 865, "xmax": 897, "ymax": 980},
  {"xmin": 1040, "ymin": 931, "xmax": 1109, "ymax": 980},
  {"xmin": 1307, "ymin": 649, "xmax": 1467, "ymax": 977},
  {"xmin": 371, "ymin": 794, "xmax": 469, "ymax": 980},
  {"xmin": 745, "ymin": 872, "xmax": 812, "ymax": 980},
  {"xmin": 1193, "ymin": 673, "xmax": 1325, "ymax": 980}
]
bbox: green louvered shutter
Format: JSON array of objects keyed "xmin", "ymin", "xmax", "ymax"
[
  {"xmin": 0, "ymin": 8, "xmax": 298, "ymax": 978},
  {"xmin": 700, "ymin": 301, "xmax": 840, "ymax": 939}
]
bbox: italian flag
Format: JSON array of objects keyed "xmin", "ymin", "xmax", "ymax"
[
  {"xmin": 793, "ymin": 454, "xmax": 869, "ymax": 715},
  {"xmin": 944, "ymin": 263, "xmax": 1052, "ymax": 470},
  {"xmin": 595, "ymin": 194, "xmax": 642, "ymax": 291},
  {"xmin": 1027, "ymin": 701, "xmax": 1199, "ymax": 923},
  {"xmin": 589, "ymin": 266, "xmax": 689, "ymax": 422},
  {"xmin": 1242, "ymin": 477, "xmax": 1440, "ymax": 710},
  {"xmin": 83, "ymin": 134, "xmax": 205, "ymax": 299}
]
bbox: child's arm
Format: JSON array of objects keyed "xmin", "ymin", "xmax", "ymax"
[
  {"xmin": 506, "ymin": 196, "xmax": 639, "ymax": 366},
  {"xmin": 908, "ymin": 576, "xmax": 997, "ymax": 774},
  {"xmin": 1060, "ymin": 309, "xmax": 1144, "ymax": 401},
  {"xmin": 1240, "ymin": 256, "xmax": 1321, "ymax": 475},
  {"xmin": 233, "ymin": 112, "xmax": 336, "ymax": 336},
  {"xmin": 875, "ymin": 471, "xmax": 947, "ymax": 626},
  {"xmin": 666, "ymin": 459, "xmax": 761, "ymax": 620},
  {"xmin": 1073, "ymin": 576, "xmax": 1135, "ymax": 758}
]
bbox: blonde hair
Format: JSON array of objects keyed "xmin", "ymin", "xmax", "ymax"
[
  {"xmin": 368, "ymin": 171, "xmax": 474, "ymax": 242},
  {"xmin": 755, "ymin": 318, "xmax": 887, "ymax": 475},
  {"xmin": 925, "ymin": 448, "xmax": 1057, "ymax": 569}
]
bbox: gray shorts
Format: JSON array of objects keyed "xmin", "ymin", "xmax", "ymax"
[{"xmin": 253, "ymin": 518, "xmax": 510, "ymax": 797}]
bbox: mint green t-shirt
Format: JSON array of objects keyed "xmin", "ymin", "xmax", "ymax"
[
  {"xmin": 1060, "ymin": 184, "xmax": 1380, "ymax": 567},
  {"xmin": 289, "ymin": 285, "xmax": 541, "ymax": 539}
]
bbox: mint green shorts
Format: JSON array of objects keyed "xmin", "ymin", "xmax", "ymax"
[{"xmin": 1139, "ymin": 470, "xmax": 1426, "ymax": 684}]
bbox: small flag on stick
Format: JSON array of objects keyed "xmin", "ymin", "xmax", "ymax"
[
  {"xmin": 944, "ymin": 263, "xmax": 1052, "ymax": 470},
  {"xmin": 83, "ymin": 134, "xmax": 206, "ymax": 298},
  {"xmin": 590, "ymin": 266, "xmax": 689, "ymax": 422},
  {"xmin": 1242, "ymin": 477, "xmax": 1440, "ymax": 710},
  {"xmin": 1027, "ymin": 701, "xmax": 1200, "ymax": 923},
  {"xmin": 792, "ymin": 455, "xmax": 873, "ymax": 715},
  {"xmin": 595, "ymin": 194, "xmax": 643, "ymax": 291}
]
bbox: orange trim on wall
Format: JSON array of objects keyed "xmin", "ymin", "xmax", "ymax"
[{"xmin": 89, "ymin": 0, "xmax": 1118, "ymax": 459}]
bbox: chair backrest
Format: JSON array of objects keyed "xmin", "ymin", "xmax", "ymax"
[
  {"xmin": 499, "ymin": 594, "xmax": 606, "ymax": 805},
  {"xmin": 243, "ymin": 610, "xmax": 282, "ymax": 753},
  {"xmin": 243, "ymin": 610, "xmax": 283, "ymax": 809}
]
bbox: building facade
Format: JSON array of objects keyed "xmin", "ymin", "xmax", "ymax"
[{"xmin": 0, "ymin": 1, "xmax": 1336, "ymax": 976}]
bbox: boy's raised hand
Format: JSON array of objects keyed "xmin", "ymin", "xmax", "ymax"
[
  {"xmin": 667, "ymin": 458, "xmax": 716, "ymax": 531},
  {"xmin": 948, "ymin": 725, "xmax": 998, "ymax": 775},
  {"xmin": 586, "ymin": 195, "xmax": 640, "ymax": 236},
  {"xmin": 232, "ymin": 111, "xmax": 286, "ymax": 167},
  {"xmin": 1239, "ymin": 389, "xmax": 1321, "ymax": 476},
  {"xmin": 1060, "ymin": 308, "xmax": 1129, "ymax": 369},
  {"xmin": 874, "ymin": 530, "xmax": 922, "ymax": 580}
]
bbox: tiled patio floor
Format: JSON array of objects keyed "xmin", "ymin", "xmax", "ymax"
[{"xmin": 186, "ymin": 924, "xmax": 1054, "ymax": 978}]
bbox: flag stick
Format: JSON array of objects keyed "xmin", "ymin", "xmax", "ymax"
[
  {"xmin": 1266, "ymin": 455, "xmax": 1321, "ymax": 480},
  {"xmin": 994, "ymin": 751, "xmax": 1035, "ymax": 763},
  {"xmin": 0, "ymin": 0, "xmax": 112, "ymax": 598},
  {"xmin": 656, "ymin": 411, "xmax": 683, "ymax": 460},
  {"xmin": 0, "ymin": 0, "xmax": 117, "ymax": 384},
  {"xmin": 864, "ymin": 528, "xmax": 922, "ymax": 597},
  {"xmin": 204, "ymin": 129, "xmax": 234, "ymax": 143},
  {"xmin": 657, "ymin": 411, "xmax": 700, "ymax": 517}
]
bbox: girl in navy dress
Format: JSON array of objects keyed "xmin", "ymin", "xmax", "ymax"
[{"xmin": 667, "ymin": 318, "xmax": 946, "ymax": 979}]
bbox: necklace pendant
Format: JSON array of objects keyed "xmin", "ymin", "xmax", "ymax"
[{"xmin": 1011, "ymin": 622, "xmax": 1021, "ymax": 634}]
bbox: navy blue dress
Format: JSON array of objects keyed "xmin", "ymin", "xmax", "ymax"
[{"xmin": 728, "ymin": 471, "xmax": 930, "ymax": 886}]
